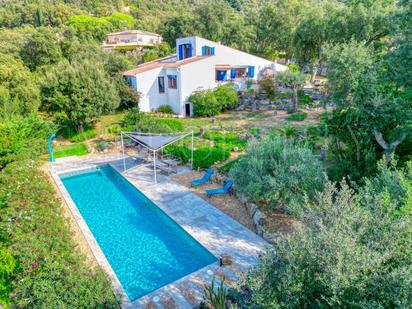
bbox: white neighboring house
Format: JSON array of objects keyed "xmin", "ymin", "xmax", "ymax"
[
  {"xmin": 102, "ymin": 30, "xmax": 162, "ymax": 50},
  {"xmin": 123, "ymin": 36, "xmax": 287, "ymax": 116}
]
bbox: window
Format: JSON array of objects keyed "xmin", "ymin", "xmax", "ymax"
[
  {"xmin": 216, "ymin": 70, "xmax": 227, "ymax": 81},
  {"xmin": 202, "ymin": 46, "xmax": 215, "ymax": 56},
  {"xmin": 178, "ymin": 44, "xmax": 192, "ymax": 60},
  {"xmin": 158, "ymin": 76, "xmax": 165, "ymax": 93},
  {"xmin": 237, "ymin": 68, "xmax": 246, "ymax": 78},
  {"xmin": 168, "ymin": 75, "xmax": 177, "ymax": 89}
]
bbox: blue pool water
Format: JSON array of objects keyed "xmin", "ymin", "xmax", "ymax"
[{"xmin": 61, "ymin": 165, "xmax": 216, "ymax": 301}]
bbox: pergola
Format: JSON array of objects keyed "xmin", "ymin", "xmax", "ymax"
[{"xmin": 120, "ymin": 131, "xmax": 194, "ymax": 183}]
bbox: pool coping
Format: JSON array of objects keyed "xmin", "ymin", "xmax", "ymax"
[{"xmin": 49, "ymin": 156, "xmax": 269, "ymax": 308}]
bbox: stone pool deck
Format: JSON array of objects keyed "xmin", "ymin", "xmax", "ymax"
[{"xmin": 49, "ymin": 155, "xmax": 270, "ymax": 309}]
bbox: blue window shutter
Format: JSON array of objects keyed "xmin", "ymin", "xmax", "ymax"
[
  {"xmin": 126, "ymin": 76, "xmax": 137, "ymax": 90},
  {"xmin": 211, "ymin": 47, "xmax": 215, "ymax": 55},
  {"xmin": 187, "ymin": 44, "xmax": 192, "ymax": 57},
  {"xmin": 178, "ymin": 45, "xmax": 183, "ymax": 60},
  {"xmin": 131, "ymin": 77, "xmax": 137, "ymax": 90},
  {"xmin": 230, "ymin": 68, "xmax": 236, "ymax": 79},
  {"xmin": 202, "ymin": 46, "xmax": 206, "ymax": 56},
  {"xmin": 249, "ymin": 66, "xmax": 255, "ymax": 78},
  {"xmin": 217, "ymin": 71, "xmax": 226, "ymax": 81}
]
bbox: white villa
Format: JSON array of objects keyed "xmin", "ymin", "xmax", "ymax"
[
  {"xmin": 123, "ymin": 36, "xmax": 287, "ymax": 116},
  {"xmin": 102, "ymin": 30, "xmax": 162, "ymax": 51}
]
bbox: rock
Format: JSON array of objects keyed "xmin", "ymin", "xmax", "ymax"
[
  {"xmin": 253, "ymin": 209, "xmax": 266, "ymax": 236},
  {"xmin": 239, "ymin": 133, "xmax": 252, "ymax": 140},
  {"xmin": 219, "ymin": 253, "xmax": 233, "ymax": 266},
  {"xmin": 237, "ymin": 194, "xmax": 250, "ymax": 204},
  {"xmin": 247, "ymin": 203, "xmax": 257, "ymax": 217}
]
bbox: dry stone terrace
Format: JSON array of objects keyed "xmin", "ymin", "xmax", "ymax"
[{"xmin": 49, "ymin": 155, "xmax": 270, "ymax": 308}]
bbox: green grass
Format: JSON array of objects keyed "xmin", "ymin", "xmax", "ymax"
[
  {"xmin": 53, "ymin": 143, "xmax": 88, "ymax": 158},
  {"xmin": 204, "ymin": 131, "xmax": 247, "ymax": 151},
  {"xmin": 287, "ymin": 112, "xmax": 308, "ymax": 122},
  {"xmin": 218, "ymin": 157, "xmax": 241, "ymax": 174},
  {"xmin": 59, "ymin": 128, "xmax": 97, "ymax": 142},
  {"xmin": 70, "ymin": 129, "xmax": 97, "ymax": 142}
]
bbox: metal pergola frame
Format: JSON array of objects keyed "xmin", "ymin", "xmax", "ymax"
[{"xmin": 120, "ymin": 131, "xmax": 194, "ymax": 183}]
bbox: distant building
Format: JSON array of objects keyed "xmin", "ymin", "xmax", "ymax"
[
  {"xmin": 123, "ymin": 36, "xmax": 287, "ymax": 116},
  {"xmin": 102, "ymin": 30, "xmax": 162, "ymax": 51}
]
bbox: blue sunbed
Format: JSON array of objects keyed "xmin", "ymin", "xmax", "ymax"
[
  {"xmin": 191, "ymin": 168, "xmax": 214, "ymax": 187},
  {"xmin": 206, "ymin": 179, "xmax": 234, "ymax": 197}
]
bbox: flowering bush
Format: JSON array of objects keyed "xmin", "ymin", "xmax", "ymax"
[{"xmin": 0, "ymin": 161, "xmax": 119, "ymax": 307}]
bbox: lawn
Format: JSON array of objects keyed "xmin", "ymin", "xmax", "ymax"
[{"xmin": 53, "ymin": 143, "xmax": 88, "ymax": 158}]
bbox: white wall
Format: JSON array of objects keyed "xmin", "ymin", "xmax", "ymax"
[
  {"xmin": 107, "ymin": 33, "xmax": 161, "ymax": 45},
  {"xmin": 133, "ymin": 36, "xmax": 288, "ymax": 116},
  {"xmin": 135, "ymin": 67, "xmax": 181, "ymax": 113},
  {"xmin": 179, "ymin": 57, "xmax": 217, "ymax": 115}
]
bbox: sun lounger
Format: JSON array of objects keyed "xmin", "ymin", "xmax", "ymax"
[
  {"xmin": 206, "ymin": 179, "xmax": 234, "ymax": 197},
  {"xmin": 191, "ymin": 168, "xmax": 214, "ymax": 187}
]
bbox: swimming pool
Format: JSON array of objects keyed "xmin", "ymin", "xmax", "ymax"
[{"xmin": 60, "ymin": 165, "xmax": 216, "ymax": 301}]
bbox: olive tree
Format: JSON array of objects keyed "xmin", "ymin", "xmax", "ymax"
[
  {"xmin": 276, "ymin": 70, "xmax": 306, "ymax": 112},
  {"xmin": 242, "ymin": 174, "xmax": 412, "ymax": 308},
  {"xmin": 230, "ymin": 137, "xmax": 325, "ymax": 217}
]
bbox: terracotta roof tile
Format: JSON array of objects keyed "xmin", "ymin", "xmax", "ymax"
[{"xmin": 123, "ymin": 55, "xmax": 211, "ymax": 76}]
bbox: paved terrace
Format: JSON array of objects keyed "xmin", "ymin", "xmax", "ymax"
[{"xmin": 49, "ymin": 155, "xmax": 269, "ymax": 309}]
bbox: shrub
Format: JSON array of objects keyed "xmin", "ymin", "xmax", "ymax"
[
  {"xmin": 0, "ymin": 246, "xmax": 16, "ymax": 304},
  {"xmin": 270, "ymin": 125, "xmax": 299, "ymax": 139},
  {"xmin": 68, "ymin": 129, "xmax": 97, "ymax": 142},
  {"xmin": 287, "ymin": 112, "xmax": 308, "ymax": 122},
  {"xmin": 53, "ymin": 143, "xmax": 88, "ymax": 158},
  {"xmin": 218, "ymin": 158, "xmax": 241, "ymax": 174},
  {"xmin": 163, "ymin": 145, "xmax": 192, "ymax": 163},
  {"xmin": 0, "ymin": 54, "xmax": 40, "ymax": 116},
  {"xmin": 0, "ymin": 116, "xmax": 55, "ymax": 169},
  {"xmin": 230, "ymin": 137, "xmax": 325, "ymax": 217},
  {"xmin": 136, "ymin": 117, "xmax": 184, "ymax": 133},
  {"xmin": 248, "ymin": 127, "xmax": 261, "ymax": 138},
  {"xmin": 203, "ymin": 131, "xmax": 247, "ymax": 151},
  {"xmin": 155, "ymin": 105, "xmax": 175, "ymax": 114},
  {"xmin": 123, "ymin": 109, "xmax": 183, "ymax": 133},
  {"xmin": 298, "ymin": 93, "xmax": 314, "ymax": 106},
  {"xmin": 258, "ymin": 75, "xmax": 276, "ymax": 100},
  {"xmin": 123, "ymin": 107, "xmax": 143, "ymax": 127},
  {"xmin": 193, "ymin": 147, "xmax": 230, "ymax": 169},
  {"xmin": 163, "ymin": 145, "xmax": 230, "ymax": 169},
  {"xmin": 213, "ymin": 84, "xmax": 239, "ymax": 110},
  {"xmin": 0, "ymin": 162, "xmax": 119, "ymax": 307},
  {"xmin": 242, "ymin": 180, "xmax": 412, "ymax": 308},
  {"xmin": 107, "ymin": 124, "xmax": 121, "ymax": 135},
  {"xmin": 190, "ymin": 89, "xmax": 221, "ymax": 117},
  {"xmin": 359, "ymin": 158, "xmax": 412, "ymax": 214},
  {"xmin": 40, "ymin": 59, "xmax": 120, "ymax": 132}
]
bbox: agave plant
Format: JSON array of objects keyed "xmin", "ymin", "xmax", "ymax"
[{"xmin": 202, "ymin": 277, "xmax": 238, "ymax": 309}]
